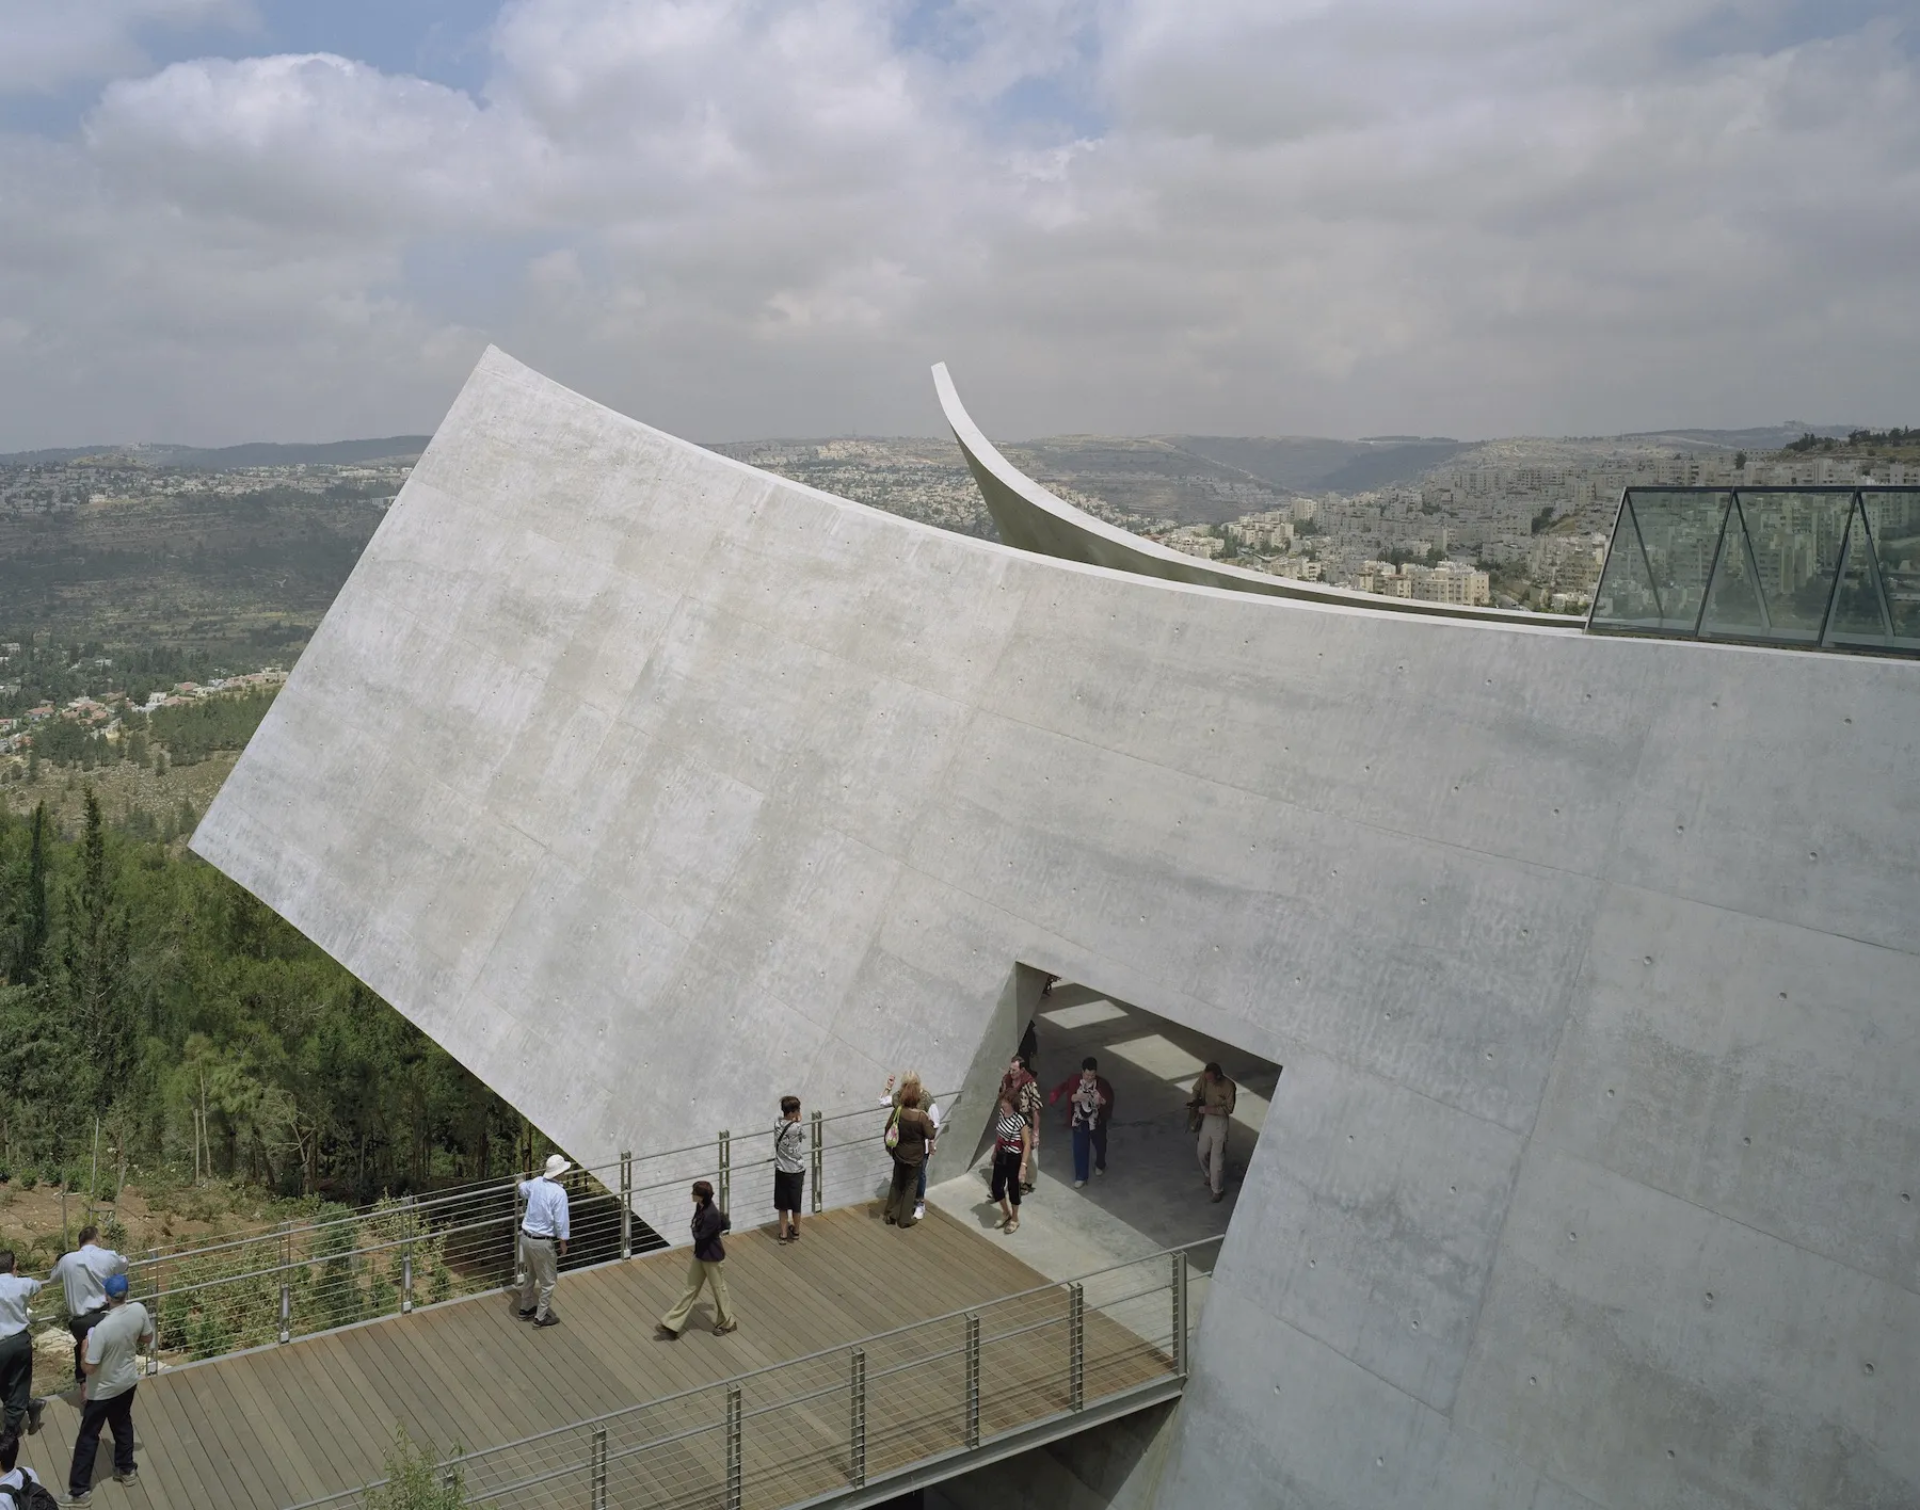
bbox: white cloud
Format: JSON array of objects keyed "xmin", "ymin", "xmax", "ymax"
[
  {"xmin": 0, "ymin": 0, "xmax": 251, "ymax": 94},
  {"xmin": 0, "ymin": 0, "xmax": 1916, "ymax": 447}
]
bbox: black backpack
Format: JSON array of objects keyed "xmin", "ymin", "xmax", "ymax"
[{"xmin": 3, "ymin": 1470, "xmax": 59, "ymax": 1510}]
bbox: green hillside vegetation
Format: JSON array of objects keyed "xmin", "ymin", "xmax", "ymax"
[
  {"xmin": 1782, "ymin": 427, "xmax": 1920, "ymax": 461},
  {"xmin": 0, "ymin": 481, "xmax": 385, "ymax": 665},
  {"xmin": 0, "ymin": 793, "xmax": 521, "ymax": 1217}
]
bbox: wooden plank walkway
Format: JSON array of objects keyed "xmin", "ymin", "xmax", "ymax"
[{"xmin": 12, "ymin": 1204, "xmax": 1173, "ymax": 1509}]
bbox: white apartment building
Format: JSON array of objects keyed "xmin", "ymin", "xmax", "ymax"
[
  {"xmin": 1165, "ymin": 527, "xmax": 1224, "ymax": 559},
  {"xmin": 1356, "ymin": 559, "xmax": 1491, "ymax": 606}
]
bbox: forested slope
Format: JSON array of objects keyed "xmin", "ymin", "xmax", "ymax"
[{"xmin": 0, "ymin": 794, "xmax": 521, "ymax": 1224}]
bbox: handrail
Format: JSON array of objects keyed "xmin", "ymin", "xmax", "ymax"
[
  {"xmin": 127, "ymin": 1094, "xmax": 919, "ymax": 1271},
  {"xmin": 25, "ymin": 1091, "xmax": 961, "ymax": 1362},
  {"xmin": 284, "ymin": 1229, "xmax": 1223, "ymax": 1509}
]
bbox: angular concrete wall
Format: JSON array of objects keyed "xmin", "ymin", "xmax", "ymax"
[{"xmin": 193, "ymin": 349, "xmax": 1920, "ymax": 1509}]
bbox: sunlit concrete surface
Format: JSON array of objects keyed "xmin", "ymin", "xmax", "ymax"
[{"xmin": 195, "ymin": 348, "xmax": 1920, "ymax": 1510}]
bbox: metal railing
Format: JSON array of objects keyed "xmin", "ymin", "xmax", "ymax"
[
  {"xmin": 25, "ymin": 1093, "xmax": 957, "ymax": 1370},
  {"xmin": 289, "ymin": 1234, "xmax": 1221, "ymax": 1510}
]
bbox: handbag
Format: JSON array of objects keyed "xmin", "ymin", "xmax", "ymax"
[{"xmin": 884, "ymin": 1107, "xmax": 901, "ymax": 1151}]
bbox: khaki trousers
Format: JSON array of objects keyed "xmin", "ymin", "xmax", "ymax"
[
  {"xmin": 518, "ymin": 1233, "xmax": 559, "ymax": 1319},
  {"xmin": 660, "ymin": 1255, "xmax": 735, "ymax": 1334},
  {"xmin": 1196, "ymin": 1117, "xmax": 1230, "ymax": 1195}
]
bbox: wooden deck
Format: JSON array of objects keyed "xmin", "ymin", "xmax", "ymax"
[{"xmin": 13, "ymin": 1203, "xmax": 1173, "ymax": 1508}]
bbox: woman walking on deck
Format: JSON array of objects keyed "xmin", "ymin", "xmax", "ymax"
[{"xmin": 657, "ymin": 1182, "xmax": 738, "ymax": 1338}]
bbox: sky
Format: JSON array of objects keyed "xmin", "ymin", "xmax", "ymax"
[{"xmin": 0, "ymin": 0, "xmax": 1915, "ymax": 448}]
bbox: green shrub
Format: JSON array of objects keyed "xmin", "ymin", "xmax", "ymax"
[{"xmin": 365, "ymin": 1425, "xmax": 466, "ymax": 1510}]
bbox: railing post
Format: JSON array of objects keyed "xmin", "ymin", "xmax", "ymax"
[
  {"xmin": 512, "ymin": 1179, "xmax": 527, "ymax": 1291},
  {"xmin": 810, "ymin": 1109, "xmax": 824, "ymax": 1215},
  {"xmin": 849, "ymin": 1347, "xmax": 867, "ymax": 1488},
  {"xmin": 1068, "ymin": 1282, "xmax": 1085, "ymax": 1411},
  {"xmin": 443, "ymin": 1448, "xmax": 461, "ymax": 1497},
  {"xmin": 726, "ymin": 1384, "xmax": 744, "ymax": 1510},
  {"xmin": 718, "ymin": 1128, "xmax": 732, "ymax": 1213},
  {"xmin": 402, "ymin": 1195, "xmax": 415, "ymax": 1315},
  {"xmin": 620, "ymin": 1151, "xmax": 634, "ymax": 1260},
  {"xmin": 1171, "ymin": 1251, "xmax": 1189, "ymax": 1377},
  {"xmin": 278, "ymin": 1221, "xmax": 291, "ymax": 1344},
  {"xmin": 146, "ymin": 1248, "xmax": 161, "ymax": 1375},
  {"xmin": 591, "ymin": 1425, "xmax": 607, "ymax": 1510},
  {"xmin": 964, "ymin": 1312, "xmax": 981, "ymax": 1448}
]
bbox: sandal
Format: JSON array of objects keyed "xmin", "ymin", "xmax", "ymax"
[{"xmin": 1005, "ymin": 1217, "xmax": 1019, "ymax": 1234}]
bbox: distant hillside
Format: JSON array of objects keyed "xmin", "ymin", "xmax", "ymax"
[
  {"xmin": 1313, "ymin": 440, "xmax": 1476, "ymax": 493},
  {"xmin": 1167, "ymin": 435, "xmax": 1473, "ymax": 496},
  {"xmin": 0, "ymin": 437, "xmax": 430, "ymax": 469},
  {"xmin": 1003, "ymin": 436, "xmax": 1296, "ymax": 526},
  {"xmin": 1612, "ymin": 424, "xmax": 1855, "ymax": 454},
  {"xmin": 0, "ymin": 485, "xmax": 387, "ymax": 657}
]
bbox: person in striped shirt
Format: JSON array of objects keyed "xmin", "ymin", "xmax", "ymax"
[{"xmin": 989, "ymin": 1097, "xmax": 1026, "ymax": 1234}]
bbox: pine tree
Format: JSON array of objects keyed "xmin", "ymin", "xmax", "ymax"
[
  {"xmin": 8, "ymin": 802, "xmax": 51, "ymax": 986},
  {"xmin": 62, "ymin": 789, "xmax": 131, "ymax": 1112}
]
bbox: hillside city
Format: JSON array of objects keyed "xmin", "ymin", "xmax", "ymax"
[{"xmin": 5, "ymin": 429, "xmax": 1914, "ymax": 790}]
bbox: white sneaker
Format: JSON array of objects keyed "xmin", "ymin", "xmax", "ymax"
[
  {"xmin": 913, "ymin": 1203, "xmax": 926, "ymax": 1221},
  {"xmin": 1073, "ymin": 1179, "xmax": 1086, "ymax": 1188}
]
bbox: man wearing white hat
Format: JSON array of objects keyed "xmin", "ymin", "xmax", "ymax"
[{"xmin": 516, "ymin": 1154, "xmax": 572, "ymax": 1328}]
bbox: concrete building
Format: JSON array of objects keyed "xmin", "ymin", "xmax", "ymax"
[{"xmin": 195, "ymin": 349, "xmax": 1920, "ymax": 1510}]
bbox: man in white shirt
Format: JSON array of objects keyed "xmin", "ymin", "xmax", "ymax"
[
  {"xmin": 516, "ymin": 1154, "xmax": 572, "ymax": 1328},
  {"xmin": 66, "ymin": 1273, "xmax": 151, "ymax": 1502},
  {"xmin": 48, "ymin": 1229, "xmax": 126, "ymax": 1387},
  {"xmin": 0, "ymin": 1249, "xmax": 46, "ymax": 1440}
]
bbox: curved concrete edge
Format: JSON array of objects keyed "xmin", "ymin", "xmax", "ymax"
[{"xmin": 932, "ymin": 362, "xmax": 1581, "ymax": 629}]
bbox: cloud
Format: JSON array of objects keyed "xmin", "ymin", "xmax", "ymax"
[
  {"xmin": 86, "ymin": 53, "xmax": 521, "ymax": 232},
  {"xmin": 0, "ymin": 0, "xmax": 252, "ymax": 94},
  {"xmin": 0, "ymin": 0, "xmax": 1916, "ymax": 447}
]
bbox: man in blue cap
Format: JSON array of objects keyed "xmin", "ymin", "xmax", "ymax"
[{"xmin": 66, "ymin": 1272, "xmax": 151, "ymax": 1503}]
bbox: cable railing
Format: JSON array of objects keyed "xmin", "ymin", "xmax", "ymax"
[
  {"xmin": 287, "ymin": 1233, "xmax": 1221, "ymax": 1510},
  {"xmin": 24, "ymin": 1093, "xmax": 958, "ymax": 1369}
]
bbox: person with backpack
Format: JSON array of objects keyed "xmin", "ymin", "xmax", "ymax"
[
  {"xmin": 1, "ymin": 1430, "xmax": 58, "ymax": 1510},
  {"xmin": 773, "ymin": 1096, "xmax": 807, "ymax": 1245},
  {"xmin": 66, "ymin": 1272, "xmax": 151, "ymax": 1502},
  {"xmin": 656, "ymin": 1182, "xmax": 737, "ymax": 1338},
  {"xmin": 47, "ymin": 1229, "xmax": 125, "ymax": 1387},
  {"xmin": 0, "ymin": 1252, "xmax": 45, "ymax": 1442},
  {"xmin": 880, "ymin": 1076, "xmax": 938, "ymax": 1228}
]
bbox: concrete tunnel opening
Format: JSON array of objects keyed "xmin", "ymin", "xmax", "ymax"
[{"xmin": 930, "ymin": 975, "xmax": 1279, "ymax": 1304}]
